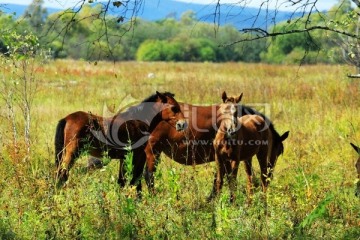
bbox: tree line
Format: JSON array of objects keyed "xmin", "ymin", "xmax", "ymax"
[{"xmin": 0, "ymin": 0, "xmax": 357, "ymax": 64}]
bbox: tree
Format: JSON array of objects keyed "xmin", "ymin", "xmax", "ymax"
[
  {"xmin": 136, "ymin": 40, "xmax": 164, "ymax": 61},
  {"xmin": 180, "ymin": 10, "xmax": 197, "ymax": 26},
  {"xmin": 23, "ymin": 0, "xmax": 48, "ymax": 34},
  {"xmin": 2, "ymin": 0, "xmax": 360, "ymax": 65},
  {"xmin": 327, "ymin": 0, "xmax": 360, "ymax": 74},
  {"xmin": 0, "ymin": 30, "xmax": 44, "ymax": 158},
  {"xmin": 221, "ymin": 0, "xmax": 360, "ymax": 68},
  {"xmin": 163, "ymin": 40, "xmax": 184, "ymax": 61},
  {"xmin": 260, "ymin": 21, "xmax": 321, "ymax": 64},
  {"xmin": 32, "ymin": 1, "xmax": 359, "ymax": 48}
]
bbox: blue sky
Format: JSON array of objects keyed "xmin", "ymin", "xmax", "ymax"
[
  {"xmin": 0, "ymin": 0, "xmax": 85, "ymax": 9},
  {"xmin": 0, "ymin": 0, "xmax": 339, "ymax": 11}
]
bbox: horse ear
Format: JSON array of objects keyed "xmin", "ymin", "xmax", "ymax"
[
  {"xmin": 350, "ymin": 142, "xmax": 360, "ymax": 155},
  {"xmin": 156, "ymin": 91, "xmax": 168, "ymax": 103},
  {"xmin": 280, "ymin": 131, "xmax": 289, "ymax": 142},
  {"xmin": 222, "ymin": 91, "xmax": 227, "ymax": 103},
  {"xmin": 235, "ymin": 93, "xmax": 243, "ymax": 103}
]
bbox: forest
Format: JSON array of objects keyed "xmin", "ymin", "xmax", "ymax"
[{"xmin": 0, "ymin": 0, "xmax": 357, "ymax": 64}]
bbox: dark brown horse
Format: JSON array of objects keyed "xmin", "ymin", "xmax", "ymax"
[
  {"xmin": 350, "ymin": 142, "xmax": 360, "ymax": 197},
  {"xmin": 55, "ymin": 91, "xmax": 186, "ymax": 191},
  {"xmin": 144, "ymin": 91, "xmax": 289, "ymax": 198},
  {"xmin": 212, "ymin": 92, "xmax": 288, "ymax": 201}
]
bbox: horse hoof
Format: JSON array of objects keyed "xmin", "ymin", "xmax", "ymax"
[
  {"xmin": 355, "ymin": 181, "xmax": 360, "ymax": 198},
  {"xmin": 57, "ymin": 169, "xmax": 69, "ymax": 183},
  {"xmin": 117, "ymin": 179, "xmax": 126, "ymax": 187},
  {"xmin": 206, "ymin": 194, "xmax": 216, "ymax": 203},
  {"xmin": 87, "ymin": 157, "xmax": 103, "ymax": 170}
]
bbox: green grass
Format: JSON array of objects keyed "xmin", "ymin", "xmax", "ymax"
[{"xmin": 0, "ymin": 60, "xmax": 359, "ymax": 239}]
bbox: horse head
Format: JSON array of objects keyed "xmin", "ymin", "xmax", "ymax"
[
  {"xmin": 222, "ymin": 91, "xmax": 243, "ymax": 104},
  {"xmin": 350, "ymin": 142, "xmax": 360, "ymax": 197},
  {"xmin": 217, "ymin": 91, "xmax": 243, "ymax": 139},
  {"xmin": 155, "ymin": 91, "xmax": 187, "ymax": 131},
  {"xmin": 268, "ymin": 130, "xmax": 289, "ymax": 176}
]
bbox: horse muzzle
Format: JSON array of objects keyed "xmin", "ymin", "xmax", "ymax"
[
  {"xmin": 225, "ymin": 129, "xmax": 237, "ymax": 139},
  {"xmin": 176, "ymin": 119, "xmax": 187, "ymax": 131},
  {"xmin": 355, "ymin": 179, "xmax": 360, "ymax": 198}
]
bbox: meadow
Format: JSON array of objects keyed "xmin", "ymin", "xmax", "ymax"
[{"xmin": 0, "ymin": 60, "xmax": 359, "ymax": 239}]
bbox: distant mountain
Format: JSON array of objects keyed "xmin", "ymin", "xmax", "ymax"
[
  {"xmin": 0, "ymin": 1, "xmax": 298, "ymax": 29},
  {"xmin": 0, "ymin": 3, "xmax": 60, "ymax": 17},
  {"xmin": 140, "ymin": 1, "xmax": 298, "ymax": 29}
]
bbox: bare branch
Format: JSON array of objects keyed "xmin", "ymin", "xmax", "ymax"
[
  {"xmin": 352, "ymin": 0, "xmax": 360, "ymax": 8},
  {"xmin": 222, "ymin": 25, "xmax": 359, "ymax": 47}
]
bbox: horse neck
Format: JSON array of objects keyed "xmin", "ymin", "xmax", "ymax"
[
  {"xmin": 148, "ymin": 112, "xmax": 165, "ymax": 132},
  {"xmin": 89, "ymin": 113, "xmax": 106, "ymax": 131},
  {"xmin": 114, "ymin": 101, "xmax": 160, "ymax": 125},
  {"xmin": 133, "ymin": 101, "xmax": 167, "ymax": 132},
  {"xmin": 268, "ymin": 131, "xmax": 279, "ymax": 169},
  {"xmin": 214, "ymin": 131, "xmax": 226, "ymax": 146},
  {"xmin": 221, "ymin": 116, "xmax": 235, "ymax": 131},
  {"xmin": 183, "ymin": 104, "xmax": 219, "ymax": 133}
]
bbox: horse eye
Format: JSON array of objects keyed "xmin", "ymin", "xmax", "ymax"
[{"xmin": 171, "ymin": 106, "xmax": 180, "ymax": 113}]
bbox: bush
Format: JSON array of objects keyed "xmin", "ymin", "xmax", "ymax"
[
  {"xmin": 136, "ymin": 38, "xmax": 218, "ymax": 62},
  {"xmin": 136, "ymin": 39, "xmax": 164, "ymax": 61}
]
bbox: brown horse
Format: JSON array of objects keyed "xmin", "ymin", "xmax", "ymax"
[
  {"xmin": 212, "ymin": 92, "xmax": 244, "ymax": 201},
  {"xmin": 211, "ymin": 93, "xmax": 288, "ymax": 201},
  {"xmin": 350, "ymin": 142, "xmax": 360, "ymax": 197},
  {"xmin": 144, "ymin": 91, "xmax": 289, "ymax": 199},
  {"xmin": 54, "ymin": 91, "xmax": 186, "ymax": 191}
]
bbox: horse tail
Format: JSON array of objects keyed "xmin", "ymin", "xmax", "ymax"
[{"xmin": 55, "ymin": 118, "xmax": 67, "ymax": 167}]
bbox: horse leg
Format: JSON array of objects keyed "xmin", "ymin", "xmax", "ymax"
[
  {"xmin": 130, "ymin": 150, "xmax": 146, "ymax": 198},
  {"xmin": 207, "ymin": 151, "xmax": 226, "ymax": 202},
  {"xmin": 144, "ymin": 139, "xmax": 160, "ymax": 194},
  {"xmin": 216, "ymin": 157, "xmax": 227, "ymax": 197},
  {"xmin": 257, "ymin": 152, "xmax": 269, "ymax": 193},
  {"xmin": 227, "ymin": 160, "xmax": 240, "ymax": 203},
  {"xmin": 117, "ymin": 158, "xmax": 126, "ymax": 187},
  {"xmin": 117, "ymin": 150, "xmax": 145, "ymax": 193},
  {"xmin": 244, "ymin": 158, "xmax": 254, "ymax": 196},
  {"xmin": 56, "ymin": 138, "xmax": 78, "ymax": 184},
  {"xmin": 207, "ymin": 171, "xmax": 218, "ymax": 202}
]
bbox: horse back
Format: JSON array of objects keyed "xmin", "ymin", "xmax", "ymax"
[
  {"xmin": 237, "ymin": 115, "xmax": 270, "ymax": 159},
  {"xmin": 238, "ymin": 114, "xmax": 267, "ymax": 138}
]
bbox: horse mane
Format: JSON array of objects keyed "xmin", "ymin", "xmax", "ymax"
[
  {"xmin": 141, "ymin": 91, "xmax": 175, "ymax": 103},
  {"xmin": 113, "ymin": 92, "xmax": 176, "ymax": 125},
  {"xmin": 116, "ymin": 92, "xmax": 175, "ymax": 115}
]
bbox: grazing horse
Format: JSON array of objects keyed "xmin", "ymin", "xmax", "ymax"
[
  {"xmin": 350, "ymin": 142, "xmax": 360, "ymax": 197},
  {"xmin": 54, "ymin": 91, "xmax": 187, "ymax": 191},
  {"xmin": 211, "ymin": 92, "xmax": 288, "ymax": 201},
  {"xmin": 144, "ymin": 91, "xmax": 288, "ymax": 199}
]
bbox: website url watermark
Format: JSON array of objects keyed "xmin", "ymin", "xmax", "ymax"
[{"xmin": 182, "ymin": 139, "xmax": 269, "ymax": 146}]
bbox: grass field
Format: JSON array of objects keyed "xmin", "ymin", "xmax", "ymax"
[{"xmin": 0, "ymin": 60, "xmax": 359, "ymax": 239}]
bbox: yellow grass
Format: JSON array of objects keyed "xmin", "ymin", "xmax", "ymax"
[{"xmin": 0, "ymin": 59, "xmax": 359, "ymax": 238}]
